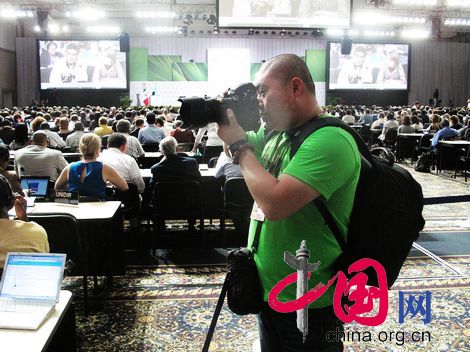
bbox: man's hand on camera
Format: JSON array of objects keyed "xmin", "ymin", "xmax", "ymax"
[{"xmin": 217, "ymin": 109, "xmax": 246, "ymax": 145}]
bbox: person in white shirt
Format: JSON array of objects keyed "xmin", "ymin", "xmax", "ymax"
[
  {"xmin": 214, "ymin": 146, "xmax": 243, "ymax": 180},
  {"xmin": 371, "ymin": 112, "xmax": 386, "ymax": 129},
  {"xmin": 98, "ymin": 133, "xmax": 145, "ymax": 193},
  {"xmin": 379, "ymin": 112, "xmax": 399, "ymax": 141},
  {"xmin": 39, "ymin": 121, "xmax": 66, "ymax": 148},
  {"xmin": 65, "ymin": 122, "xmax": 85, "ymax": 152},
  {"xmin": 192, "ymin": 122, "xmax": 224, "ymax": 164},
  {"xmin": 116, "ymin": 119, "xmax": 145, "ymax": 159},
  {"xmin": 341, "ymin": 109, "xmax": 356, "ymax": 125}
]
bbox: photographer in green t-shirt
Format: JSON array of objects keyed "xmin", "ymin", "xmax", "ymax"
[{"xmin": 217, "ymin": 54, "xmax": 361, "ymax": 351}]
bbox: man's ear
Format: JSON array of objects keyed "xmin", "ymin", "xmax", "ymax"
[{"xmin": 292, "ymin": 77, "xmax": 303, "ymax": 96}]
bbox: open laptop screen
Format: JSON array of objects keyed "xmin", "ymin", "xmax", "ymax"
[
  {"xmin": 20, "ymin": 177, "xmax": 49, "ymax": 197},
  {"xmin": 0, "ymin": 253, "xmax": 65, "ymax": 302}
]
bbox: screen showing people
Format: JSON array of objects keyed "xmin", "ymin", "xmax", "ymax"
[
  {"xmin": 329, "ymin": 43, "xmax": 409, "ymax": 90},
  {"xmin": 218, "ymin": 0, "xmax": 350, "ymax": 28},
  {"xmin": 39, "ymin": 40, "xmax": 127, "ymax": 89}
]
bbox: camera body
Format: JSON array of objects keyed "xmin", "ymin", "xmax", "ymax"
[{"xmin": 178, "ymin": 82, "xmax": 261, "ymax": 132}]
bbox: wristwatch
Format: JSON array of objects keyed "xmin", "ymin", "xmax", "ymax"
[{"xmin": 228, "ymin": 139, "xmax": 248, "ymax": 158}]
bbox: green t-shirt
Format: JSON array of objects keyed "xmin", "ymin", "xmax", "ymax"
[{"xmin": 245, "ymin": 117, "xmax": 361, "ymax": 308}]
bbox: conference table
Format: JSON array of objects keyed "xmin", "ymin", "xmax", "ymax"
[
  {"xmin": 0, "ymin": 291, "xmax": 76, "ymax": 352},
  {"xmin": 438, "ymin": 140, "xmax": 470, "ymax": 172},
  {"xmin": 140, "ymin": 164, "xmax": 216, "ymax": 181},
  {"xmin": 10, "ymin": 201, "xmax": 125, "ymax": 280}
]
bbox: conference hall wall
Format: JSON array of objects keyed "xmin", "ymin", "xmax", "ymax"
[
  {"xmin": 16, "ymin": 36, "xmax": 470, "ymax": 108},
  {"xmin": 0, "ymin": 22, "xmax": 16, "ymax": 108}
]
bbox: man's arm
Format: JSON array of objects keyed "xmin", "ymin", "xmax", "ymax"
[{"xmin": 218, "ymin": 110, "xmax": 320, "ymax": 221}]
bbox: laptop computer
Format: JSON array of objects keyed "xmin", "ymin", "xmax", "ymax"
[
  {"xmin": 0, "ymin": 253, "xmax": 66, "ymax": 330},
  {"xmin": 20, "ymin": 176, "xmax": 50, "ymax": 206}
]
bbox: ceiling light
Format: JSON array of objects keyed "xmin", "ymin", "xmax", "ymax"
[
  {"xmin": 87, "ymin": 26, "xmax": 120, "ymax": 34},
  {"xmin": 401, "ymin": 29, "xmax": 430, "ymax": 39},
  {"xmin": 145, "ymin": 26, "xmax": 178, "ymax": 34},
  {"xmin": 70, "ymin": 9, "xmax": 106, "ymax": 20},
  {"xmin": 34, "ymin": 25, "xmax": 41, "ymax": 32},
  {"xmin": 135, "ymin": 11, "xmax": 177, "ymax": 18}
]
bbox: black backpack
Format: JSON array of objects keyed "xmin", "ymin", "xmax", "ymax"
[
  {"xmin": 415, "ymin": 152, "xmax": 433, "ymax": 173},
  {"xmin": 286, "ymin": 117, "xmax": 425, "ymax": 287}
]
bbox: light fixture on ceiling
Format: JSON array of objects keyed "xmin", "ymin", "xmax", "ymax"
[
  {"xmin": 401, "ymin": 28, "xmax": 430, "ymax": 38},
  {"xmin": 135, "ymin": 11, "xmax": 177, "ymax": 19},
  {"xmin": 0, "ymin": 9, "xmax": 34, "ymax": 18},
  {"xmin": 67, "ymin": 9, "xmax": 106, "ymax": 20},
  {"xmin": 206, "ymin": 14, "xmax": 216, "ymax": 25}
]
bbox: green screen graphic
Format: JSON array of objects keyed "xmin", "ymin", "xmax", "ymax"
[
  {"xmin": 172, "ymin": 62, "xmax": 208, "ymax": 81},
  {"xmin": 305, "ymin": 49, "xmax": 326, "ymax": 82},
  {"xmin": 148, "ymin": 55, "xmax": 182, "ymax": 81},
  {"xmin": 129, "ymin": 48, "xmax": 149, "ymax": 81}
]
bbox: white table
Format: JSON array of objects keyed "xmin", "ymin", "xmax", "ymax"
[
  {"xmin": 440, "ymin": 140, "xmax": 470, "ymax": 146},
  {"xmin": 22, "ymin": 201, "xmax": 121, "ymax": 220},
  {"xmin": 0, "ymin": 290, "xmax": 75, "ymax": 352}
]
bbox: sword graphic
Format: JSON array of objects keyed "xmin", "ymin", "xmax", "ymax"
[{"xmin": 284, "ymin": 240, "xmax": 320, "ymax": 343}]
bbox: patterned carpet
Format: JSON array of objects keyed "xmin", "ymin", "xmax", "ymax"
[
  {"xmin": 399, "ymin": 163, "xmax": 470, "ymax": 233},
  {"xmin": 63, "ymin": 256, "xmax": 470, "ymax": 352}
]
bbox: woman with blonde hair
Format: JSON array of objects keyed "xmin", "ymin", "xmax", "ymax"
[
  {"xmin": 55, "ymin": 133, "xmax": 128, "ymax": 200},
  {"xmin": 426, "ymin": 114, "xmax": 441, "ymax": 132}
]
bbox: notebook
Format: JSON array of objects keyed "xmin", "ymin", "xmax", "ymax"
[
  {"xmin": 20, "ymin": 176, "xmax": 50, "ymax": 206},
  {"xmin": 0, "ymin": 253, "xmax": 66, "ymax": 330}
]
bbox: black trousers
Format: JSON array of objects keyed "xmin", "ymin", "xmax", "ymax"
[{"xmin": 257, "ymin": 302, "xmax": 344, "ymax": 352}]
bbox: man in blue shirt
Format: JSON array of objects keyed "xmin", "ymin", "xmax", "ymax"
[
  {"xmin": 138, "ymin": 112, "xmax": 165, "ymax": 145},
  {"xmin": 431, "ymin": 119, "xmax": 458, "ymax": 148}
]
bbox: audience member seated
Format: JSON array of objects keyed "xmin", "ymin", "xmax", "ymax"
[
  {"xmin": 157, "ymin": 116, "xmax": 173, "ymax": 137},
  {"xmin": 170, "ymin": 120, "xmax": 195, "ymax": 144},
  {"xmin": 65, "ymin": 122, "xmax": 85, "ymax": 152},
  {"xmin": 0, "ymin": 144, "xmax": 23, "ymax": 195},
  {"xmin": 15, "ymin": 131, "xmax": 68, "ymax": 182},
  {"xmin": 357, "ymin": 109, "xmax": 373, "ymax": 124},
  {"xmin": 371, "ymin": 112, "xmax": 385, "ymax": 129},
  {"xmin": 31, "ymin": 116, "xmax": 46, "ymax": 132},
  {"xmin": 411, "ymin": 115, "xmax": 424, "ymax": 132},
  {"xmin": 398, "ymin": 115, "xmax": 415, "ymax": 133},
  {"xmin": 431, "ymin": 119, "xmax": 458, "ymax": 148},
  {"xmin": 341, "ymin": 109, "xmax": 356, "ymax": 125},
  {"xmin": 150, "ymin": 136, "xmax": 202, "ymax": 188},
  {"xmin": 139, "ymin": 113, "xmax": 165, "ymax": 145},
  {"xmin": 426, "ymin": 114, "xmax": 441, "ymax": 132},
  {"xmin": 98, "ymin": 133, "xmax": 145, "ymax": 193},
  {"xmin": 55, "ymin": 134, "xmax": 128, "ymax": 200},
  {"xmin": 214, "ymin": 145, "xmax": 243, "ymax": 180},
  {"xmin": 39, "ymin": 121, "xmax": 66, "ymax": 148},
  {"xmin": 192, "ymin": 123, "xmax": 224, "ymax": 164},
  {"xmin": 116, "ymin": 119, "xmax": 144, "ymax": 159},
  {"xmin": 449, "ymin": 115, "xmax": 463, "ymax": 130},
  {"xmin": 0, "ymin": 174, "xmax": 49, "ymax": 269},
  {"xmin": 379, "ymin": 112, "xmax": 399, "ymax": 141},
  {"xmin": 0, "ymin": 119, "xmax": 15, "ymax": 145},
  {"xmin": 457, "ymin": 119, "xmax": 470, "ymax": 138},
  {"xmin": 58, "ymin": 117, "xmax": 73, "ymax": 140},
  {"xmin": 94, "ymin": 116, "xmax": 113, "ymax": 137},
  {"xmin": 130, "ymin": 117, "xmax": 145, "ymax": 138},
  {"xmin": 9, "ymin": 123, "xmax": 30, "ymax": 150}
]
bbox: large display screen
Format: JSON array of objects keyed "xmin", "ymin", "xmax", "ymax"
[
  {"xmin": 218, "ymin": 0, "xmax": 351, "ymax": 28},
  {"xmin": 39, "ymin": 40, "xmax": 127, "ymax": 90},
  {"xmin": 329, "ymin": 43, "xmax": 409, "ymax": 90}
]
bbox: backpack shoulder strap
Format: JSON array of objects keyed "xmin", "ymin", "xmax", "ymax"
[{"xmin": 287, "ymin": 117, "xmax": 374, "ymax": 165}]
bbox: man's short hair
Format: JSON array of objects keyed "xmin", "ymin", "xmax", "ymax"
[
  {"xmin": 0, "ymin": 144, "xmax": 9, "ymax": 163},
  {"xmin": 32, "ymin": 131, "xmax": 48, "ymax": 145},
  {"xmin": 260, "ymin": 54, "xmax": 316, "ymax": 94},
  {"xmin": 40, "ymin": 121, "xmax": 50, "ymax": 130},
  {"xmin": 108, "ymin": 133, "xmax": 127, "ymax": 149},
  {"xmin": 156, "ymin": 117, "xmax": 165, "ymax": 126},
  {"xmin": 146, "ymin": 113, "xmax": 156, "ymax": 125},
  {"xmin": 159, "ymin": 136, "xmax": 177, "ymax": 157},
  {"xmin": 74, "ymin": 122, "xmax": 84, "ymax": 131},
  {"xmin": 134, "ymin": 118, "xmax": 145, "ymax": 127},
  {"xmin": 99, "ymin": 117, "xmax": 108, "ymax": 126},
  {"xmin": 174, "ymin": 120, "xmax": 183, "ymax": 128},
  {"xmin": 0, "ymin": 174, "xmax": 14, "ymax": 210},
  {"xmin": 66, "ymin": 43, "xmax": 79, "ymax": 53},
  {"xmin": 441, "ymin": 119, "xmax": 450, "ymax": 128},
  {"xmin": 116, "ymin": 119, "xmax": 131, "ymax": 133}
]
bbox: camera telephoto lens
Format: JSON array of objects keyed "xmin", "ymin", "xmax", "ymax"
[{"xmin": 178, "ymin": 82, "xmax": 261, "ymax": 132}]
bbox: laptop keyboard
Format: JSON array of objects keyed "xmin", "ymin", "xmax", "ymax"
[{"xmin": 0, "ymin": 298, "xmax": 53, "ymax": 313}]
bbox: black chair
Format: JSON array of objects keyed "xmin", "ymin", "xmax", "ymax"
[
  {"xmin": 454, "ymin": 147, "xmax": 470, "ymax": 182},
  {"xmin": 416, "ymin": 133, "xmax": 434, "ymax": 156},
  {"xmin": 101, "ymin": 135, "xmax": 110, "ymax": 149},
  {"xmin": 28, "ymin": 213, "xmax": 91, "ymax": 310},
  {"xmin": 360, "ymin": 124, "xmax": 371, "ymax": 144},
  {"xmin": 150, "ymin": 181, "xmax": 204, "ymax": 249},
  {"xmin": 142, "ymin": 143, "xmax": 160, "ymax": 152},
  {"xmin": 383, "ymin": 129, "xmax": 398, "ymax": 151},
  {"xmin": 396, "ymin": 135, "xmax": 419, "ymax": 162},
  {"xmin": 114, "ymin": 182, "xmax": 142, "ymax": 247},
  {"xmin": 221, "ymin": 177, "xmax": 254, "ymax": 246},
  {"xmin": 208, "ymin": 157, "xmax": 219, "ymax": 168}
]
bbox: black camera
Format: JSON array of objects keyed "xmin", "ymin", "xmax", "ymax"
[{"xmin": 178, "ymin": 82, "xmax": 261, "ymax": 131}]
